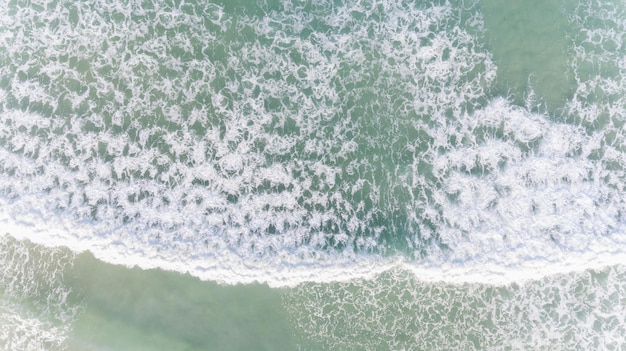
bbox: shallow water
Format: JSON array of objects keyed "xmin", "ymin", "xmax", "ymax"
[
  {"xmin": 2, "ymin": 237, "xmax": 625, "ymax": 350},
  {"xmin": 68, "ymin": 251, "xmax": 296, "ymax": 351},
  {"xmin": 1, "ymin": 0, "xmax": 626, "ymax": 349}
]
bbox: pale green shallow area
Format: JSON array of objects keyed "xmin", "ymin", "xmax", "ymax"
[
  {"xmin": 2, "ymin": 237, "xmax": 626, "ymax": 350},
  {"xmin": 66, "ymin": 252, "xmax": 297, "ymax": 351},
  {"xmin": 31, "ymin": 254, "xmax": 626, "ymax": 350}
]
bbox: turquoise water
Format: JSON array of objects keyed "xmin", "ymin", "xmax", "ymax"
[{"xmin": 1, "ymin": 0, "xmax": 626, "ymax": 349}]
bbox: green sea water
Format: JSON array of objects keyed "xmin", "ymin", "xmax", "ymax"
[
  {"xmin": 2, "ymin": 0, "xmax": 626, "ymax": 349},
  {"xmin": 2, "ymin": 237, "xmax": 626, "ymax": 350}
]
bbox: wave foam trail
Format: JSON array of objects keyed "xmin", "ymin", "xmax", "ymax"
[
  {"xmin": 286, "ymin": 267, "xmax": 626, "ymax": 350},
  {"xmin": 0, "ymin": 0, "xmax": 625, "ymax": 286},
  {"xmin": 0, "ymin": 236, "xmax": 80, "ymax": 350}
]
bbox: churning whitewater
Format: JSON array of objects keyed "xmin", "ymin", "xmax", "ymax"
[{"xmin": 1, "ymin": 0, "xmax": 626, "ymax": 288}]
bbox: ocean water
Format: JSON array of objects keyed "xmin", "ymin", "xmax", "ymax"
[{"xmin": 1, "ymin": 0, "xmax": 626, "ymax": 349}]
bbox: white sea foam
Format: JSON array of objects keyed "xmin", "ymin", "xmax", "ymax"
[
  {"xmin": 0, "ymin": 305, "xmax": 70, "ymax": 351},
  {"xmin": 286, "ymin": 266, "xmax": 626, "ymax": 350},
  {"xmin": 0, "ymin": 236, "xmax": 78, "ymax": 350},
  {"xmin": 0, "ymin": 0, "xmax": 625, "ymax": 289}
]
